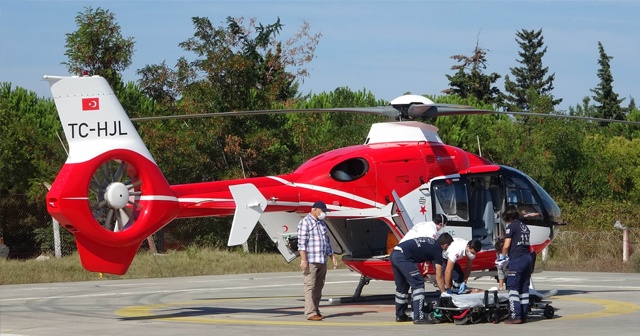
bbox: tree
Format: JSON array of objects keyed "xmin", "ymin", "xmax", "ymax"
[
  {"xmin": 443, "ymin": 42, "xmax": 502, "ymax": 105},
  {"xmin": 137, "ymin": 16, "xmax": 321, "ymax": 183},
  {"xmin": 286, "ymin": 87, "xmax": 387, "ymax": 162},
  {"xmin": 0, "ymin": 84, "xmax": 66, "ymax": 257},
  {"xmin": 590, "ymin": 42, "xmax": 625, "ymax": 121},
  {"xmin": 502, "ymin": 29, "xmax": 562, "ymax": 113},
  {"xmin": 63, "ymin": 7, "xmax": 135, "ymax": 88},
  {"xmin": 628, "ymin": 97, "xmax": 636, "ymax": 112},
  {"xmin": 568, "ymin": 96, "xmax": 597, "ymax": 118}
]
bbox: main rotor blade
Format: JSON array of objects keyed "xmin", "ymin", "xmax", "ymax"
[
  {"xmin": 493, "ymin": 111, "xmax": 640, "ymax": 125},
  {"xmin": 130, "ymin": 103, "xmax": 640, "ymax": 125},
  {"xmin": 409, "ymin": 104, "xmax": 640, "ymax": 125},
  {"xmin": 131, "ymin": 106, "xmax": 400, "ymax": 122}
]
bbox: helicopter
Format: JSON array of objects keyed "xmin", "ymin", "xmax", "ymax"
[{"xmin": 43, "ymin": 75, "xmax": 638, "ymax": 297}]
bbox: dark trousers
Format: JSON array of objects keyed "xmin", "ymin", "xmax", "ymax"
[
  {"xmin": 391, "ymin": 250, "xmax": 426, "ymax": 320},
  {"xmin": 506, "ymin": 253, "xmax": 533, "ymax": 320}
]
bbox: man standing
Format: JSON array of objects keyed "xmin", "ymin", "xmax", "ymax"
[
  {"xmin": 391, "ymin": 233, "xmax": 453, "ymax": 324},
  {"xmin": 297, "ymin": 201, "xmax": 338, "ymax": 321},
  {"xmin": 500, "ymin": 204, "xmax": 533, "ymax": 324},
  {"xmin": 443, "ymin": 237, "xmax": 482, "ymax": 294}
]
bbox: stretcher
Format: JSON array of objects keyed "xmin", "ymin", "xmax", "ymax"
[{"xmin": 424, "ymin": 288, "xmax": 557, "ymax": 325}]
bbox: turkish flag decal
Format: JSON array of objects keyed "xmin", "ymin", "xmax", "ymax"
[{"xmin": 82, "ymin": 97, "xmax": 100, "ymax": 111}]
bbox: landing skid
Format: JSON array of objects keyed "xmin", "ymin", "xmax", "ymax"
[{"xmin": 328, "ymin": 275, "xmax": 391, "ymax": 304}]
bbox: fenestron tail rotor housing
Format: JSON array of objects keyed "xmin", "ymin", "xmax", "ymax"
[{"xmin": 89, "ymin": 159, "xmax": 144, "ymax": 233}]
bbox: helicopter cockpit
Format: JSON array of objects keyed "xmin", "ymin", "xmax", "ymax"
[{"xmin": 432, "ymin": 166, "xmax": 562, "ymax": 246}]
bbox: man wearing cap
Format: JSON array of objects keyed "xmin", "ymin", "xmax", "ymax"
[{"xmin": 297, "ymin": 201, "xmax": 338, "ymax": 321}]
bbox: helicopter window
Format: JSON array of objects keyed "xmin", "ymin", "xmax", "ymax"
[
  {"xmin": 431, "ymin": 179, "xmax": 468, "ymax": 221},
  {"xmin": 505, "ymin": 176, "xmax": 543, "ymax": 220},
  {"xmin": 330, "ymin": 158, "xmax": 369, "ymax": 182}
]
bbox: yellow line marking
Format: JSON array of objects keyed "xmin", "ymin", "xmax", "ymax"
[
  {"xmin": 116, "ymin": 296, "xmax": 640, "ymax": 326},
  {"xmin": 554, "ymin": 297, "xmax": 640, "ymax": 320}
]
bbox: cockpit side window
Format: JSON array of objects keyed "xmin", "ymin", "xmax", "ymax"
[{"xmin": 330, "ymin": 158, "xmax": 369, "ymax": 182}]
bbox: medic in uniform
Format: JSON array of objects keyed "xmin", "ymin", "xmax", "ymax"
[
  {"xmin": 442, "ymin": 237, "xmax": 482, "ymax": 294},
  {"xmin": 391, "ymin": 233, "xmax": 453, "ymax": 324},
  {"xmin": 499, "ymin": 204, "xmax": 533, "ymax": 324}
]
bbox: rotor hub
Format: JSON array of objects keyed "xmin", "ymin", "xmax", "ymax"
[{"xmin": 104, "ymin": 182, "xmax": 129, "ymax": 209}]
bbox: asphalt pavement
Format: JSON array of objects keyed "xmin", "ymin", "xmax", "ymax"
[{"xmin": 1, "ymin": 270, "xmax": 639, "ymax": 336}]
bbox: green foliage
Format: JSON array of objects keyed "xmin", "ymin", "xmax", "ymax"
[
  {"xmin": 285, "ymin": 87, "xmax": 387, "ymax": 162},
  {"xmin": 63, "ymin": 6, "xmax": 134, "ymax": 88},
  {"xmin": 0, "ymin": 83, "xmax": 64, "ymax": 196},
  {"xmin": 33, "ymin": 225, "xmax": 75, "ymax": 256},
  {"xmin": 631, "ymin": 252, "xmax": 640, "ymax": 273},
  {"xmin": 557, "ymin": 199, "xmax": 640, "ymax": 230},
  {"xmin": 115, "ymin": 81, "xmax": 157, "ymax": 119}
]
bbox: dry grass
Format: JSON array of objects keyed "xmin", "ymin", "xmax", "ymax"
[
  {"xmin": 539, "ymin": 258, "xmax": 638, "ymax": 273},
  {"xmin": 1, "ymin": 230, "xmax": 639, "ymax": 285},
  {"xmin": 0, "ymin": 248, "xmax": 305, "ymax": 285},
  {"xmin": 538, "ymin": 228, "xmax": 640, "ymax": 273}
]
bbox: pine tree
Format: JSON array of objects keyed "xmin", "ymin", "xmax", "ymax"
[
  {"xmin": 502, "ymin": 29, "xmax": 561, "ymax": 112},
  {"xmin": 590, "ymin": 42, "xmax": 625, "ymax": 120},
  {"xmin": 443, "ymin": 44, "xmax": 501, "ymax": 105}
]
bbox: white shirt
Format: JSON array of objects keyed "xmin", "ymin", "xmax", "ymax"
[
  {"xmin": 443, "ymin": 237, "xmax": 475, "ymax": 263},
  {"xmin": 399, "ymin": 221, "xmax": 440, "ymax": 243}
]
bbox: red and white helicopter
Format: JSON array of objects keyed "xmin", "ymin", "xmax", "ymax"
[{"xmin": 43, "ymin": 75, "xmax": 636, "ymax": 295}]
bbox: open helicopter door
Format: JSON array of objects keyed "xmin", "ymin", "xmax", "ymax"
[
  {"xmin": 258, "ymin": 212, "xmax": 301, "ymax": 262},
  {"xmin": 391, "ymin": 189, "xmax": 413, "ymax": 235}
]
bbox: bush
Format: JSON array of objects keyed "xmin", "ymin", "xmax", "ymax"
[{"xmin": 631, "ymin": 252, "xmax": 640, "ymax": 273}]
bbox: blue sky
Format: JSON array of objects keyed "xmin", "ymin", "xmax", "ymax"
[{"xmin": 1, "ymin": 0, "xmax": 638, "ymax": 111}]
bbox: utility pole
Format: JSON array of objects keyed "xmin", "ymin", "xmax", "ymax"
[{"xmin": 614, "ymin": 220, "xmax": 629, "ymax": 262}]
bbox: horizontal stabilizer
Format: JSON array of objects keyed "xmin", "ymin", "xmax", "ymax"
[{"xmin": 228, "ymin": 184, "xmax": 267, "ymax": 246}]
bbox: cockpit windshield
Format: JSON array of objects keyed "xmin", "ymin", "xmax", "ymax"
[
  {"xmin": 502, "ymin": 166, "xmax": 562, "ymax": 225},
  {"xmin": 524, "ymin": 174, "xmax": 562, "ymax": 224}
]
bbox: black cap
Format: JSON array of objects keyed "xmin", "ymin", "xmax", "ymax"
[{"xmin": 312, "ymin": 201, "xmax": 329, "ymax": 212}]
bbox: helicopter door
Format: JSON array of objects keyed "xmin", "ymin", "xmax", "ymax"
[{"xmin": 429, "ymin": 176, "xmax": 472, "ymax": 241}]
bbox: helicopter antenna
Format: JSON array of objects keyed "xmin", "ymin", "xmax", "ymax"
[
  {"xmin": 477, "ymin": 135, "xmax": 482, "ymax": 157},
  {"xmin": 56, "ymin": 131, "xmax": 68, "ymax": 156}
]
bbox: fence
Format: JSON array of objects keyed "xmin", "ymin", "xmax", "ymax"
[
  {"xmin": 0, "ymin": 195, "xmax": 275, "ymax": 259},
  {"xmin": 1, "ymin": 196, "xmax": 638, "ymax": 261},
  {"xmin": 548, "ymin": 228, "xmax": 639, "ymax": 261}
]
